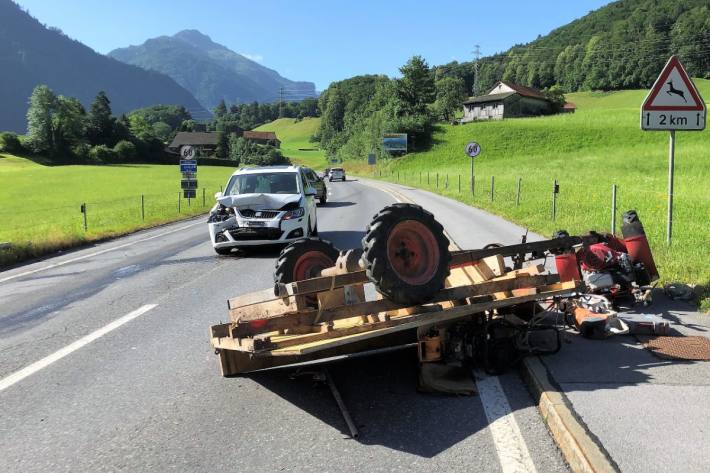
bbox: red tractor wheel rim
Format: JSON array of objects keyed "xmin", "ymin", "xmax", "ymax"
[
  {"xmin": 386, "ymin": 220, "xmax": 440, "ymax": 286},
  {"xmin": 293, "ymin": 250, "xmax": 334, "ymax": 281}
]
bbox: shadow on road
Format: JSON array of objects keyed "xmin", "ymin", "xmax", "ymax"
[
  {"xmin": 318, "ymin": 230, "xmax": 365, "ymax": 250},
  {"xmin": 319, "ymin": 201, "xmax": 356, "ymax": 208},
  {"xmin": 247, "ymin": 348, "xmax": 491, "ymax": 457}
]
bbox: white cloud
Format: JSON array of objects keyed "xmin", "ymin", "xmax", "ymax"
[{"xmin": 240, "ymin": 52, "xmax": 264, "ymax": 62}]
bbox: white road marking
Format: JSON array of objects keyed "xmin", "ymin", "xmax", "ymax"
[
  {"xmin": 0, "ymin": 304, "xmax": 158, "ymax": 392},
  {"xmin": 0, "ymin": 220, "xmax": 203, "ymax": 284},
  {"xmin": 475, "ymin": 369, "xmax": 538, "ymax": 473}
]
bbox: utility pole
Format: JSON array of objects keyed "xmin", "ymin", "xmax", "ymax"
[{"xmin": 473, "ymin": 45, "xmax": 481, "ymax": 96}]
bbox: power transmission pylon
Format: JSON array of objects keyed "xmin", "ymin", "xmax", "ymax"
[
  {"xmin": 473, "ymin": 45, "xmax": 481, "ymax": 96},
  {"xmin": 279, "ymin": 86, "xmax": 284, "ymax": 117}
]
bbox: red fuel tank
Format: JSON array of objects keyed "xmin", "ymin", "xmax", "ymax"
[
  {"xmin": 555, "ymin": 253, "xmax": 581, "ymax": 282},
  {"xmin": 621, "ymin": 211, "xmax": 659, "ymax": 281}
]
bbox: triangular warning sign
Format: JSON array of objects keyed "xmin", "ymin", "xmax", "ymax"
[{"xmin": 642, "ymin": 56, "xmax": 705, "ymax": 111}]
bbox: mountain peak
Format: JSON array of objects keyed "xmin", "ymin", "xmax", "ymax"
[
  {"xmin": 109, "ymin": 31, "xmax": 316, "ymax": 110},
  {"xmin": 172, "ymin": 29, "xmax": 217, "ymax": 50}
]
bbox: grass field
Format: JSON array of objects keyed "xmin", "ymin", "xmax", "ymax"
[
  {"xmin": 254, "ymin": 117, "xmax": 327, "ymax": 169},
  {"xmin": 345, "ymin": 79, "xmax": 710, "ymax": 309},
  {"xmin": 0, "ymin": 154, "xmax": 236, "ymax": 267}
]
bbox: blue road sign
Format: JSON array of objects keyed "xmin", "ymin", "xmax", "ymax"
[{"xmin": 180, "ymin": 160, "xmax": 197, "ymax": 173}]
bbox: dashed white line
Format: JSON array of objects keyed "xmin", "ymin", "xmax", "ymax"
[
  {"xmin": 0, "ymin": 220, "xmax": 203, "ymax": 284},
  {"xmin": 0, "ymin": 304, "xmax": 158, "ymax": 392},
  {"xmin": 475, "ymin": 369, "xmax": 538, "ymax": 473}
]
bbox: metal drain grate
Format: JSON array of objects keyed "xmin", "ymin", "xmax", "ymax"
[{"xmin": 643, "ymin": 336, "xmax": 710, "ymax": 361}]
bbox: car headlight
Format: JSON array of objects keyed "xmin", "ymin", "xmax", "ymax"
[{"xmin": 282, "ymin": 207, "xmax": 305, "ymax": 220}]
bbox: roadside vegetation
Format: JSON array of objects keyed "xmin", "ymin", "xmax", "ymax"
[
  {"xmin": 344, "ymin": 81, "xmax": 709, "ymax": 310},
  {"xmin": 254, "ymin": 117, "xmax": 326, "ymax": 168},
  {"xmin": 0, "ymin": 153, "xmax": 235, "ymax": 267}
]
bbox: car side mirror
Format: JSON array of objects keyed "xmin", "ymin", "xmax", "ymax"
[
  {"xmin": 305, "ymin": 187, "xmax": 317, "ymax": 196},
  {"xmin": 214, "ymin": 191, "xmax": 223, "ymax": 200}
]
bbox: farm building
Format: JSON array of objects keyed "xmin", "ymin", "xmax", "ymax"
[
  {"xmin": 462, "ymin": 81, "xmax": 551, "ymax": 122},
  {"xmin": 562, "ymin": 102, "xmax": 577, "ymax": 113},
  {"xmin": 167, "ymin": 132, "xmax": 220, "ymax": 155},
  {"xmin": 243, "ymin": 131, "xmax": 281, "ymax": 148}
]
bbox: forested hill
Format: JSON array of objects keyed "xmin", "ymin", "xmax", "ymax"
[
  {"xmin": 109, "ymin": 30, "xmax": 317, "ymax": 111},
  {"xmin": 0, "ymin": 0, "xmax": 209, "ymax": 133},
  {"xmin": 436, "ymin": 0, "xmax": 710, "ymax": 94}
]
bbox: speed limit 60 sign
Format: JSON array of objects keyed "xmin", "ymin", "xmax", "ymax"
[
  {"xmin": 180, "ymin": 145, "xmax": 196, "ymax": 159},
  {"xmin": 465, "ymin": 141, "xmax": 481, "ymax": 158}
]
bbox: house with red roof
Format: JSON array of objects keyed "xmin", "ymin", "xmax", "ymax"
[{"xmin": 462, "ymin": 81, "xmax": 552, "ymax": 122}]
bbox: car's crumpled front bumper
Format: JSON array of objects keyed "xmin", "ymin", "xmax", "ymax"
[{"xmin": 208, "ymin": 214, "xmax": 306, "ymax": 247}]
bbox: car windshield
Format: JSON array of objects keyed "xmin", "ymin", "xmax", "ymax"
[
  {"xmin": 332, "ymin": 168, "xmax": 343, "ymax": 172},
  {"xmin": 225, "ymin": 172, "xmax": 299, "ymax": 195}
]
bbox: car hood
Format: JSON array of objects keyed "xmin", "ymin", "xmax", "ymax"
[{"xmin": 218, "ymin": 193, "xmax": 301, "ymax": 210}]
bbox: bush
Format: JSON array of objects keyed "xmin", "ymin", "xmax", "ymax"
[
  {"xmin": 89, "ymin": 144, "xmax": 117, "ymax": 163},
  {"xmin": 72, "ymin": 143, "xmax": 91, "ymax": 162},
  {"xmin": 113, "ymin": 140, "xmax": 137, "ymax": 161},
  {"xmin": 240, "ymin": 147, "xmax": 290, "ymax": 166},
  {"xmin": 0, "ymin": 132, "xmax": 24, "ymax": 154}
]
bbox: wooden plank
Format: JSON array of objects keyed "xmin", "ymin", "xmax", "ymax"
[
  {"xmin": 267, "ymin": 282, "xmax": 579, "ymax": 356},
  {"xmin": 230, "ymin": 274, "xmax": 560, "ymax": 337},
  {"xmin": 228, "ymin": 297, "xmax": 299, "ymax": 323},
  {"xmin": 483, "ymin": 255, "xmax": 506, "ymax": 276}
]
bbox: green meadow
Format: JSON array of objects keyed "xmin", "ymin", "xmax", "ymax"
[{"xmin": 0, "ymin": 154, "xmax": 236, "ymax": 266}]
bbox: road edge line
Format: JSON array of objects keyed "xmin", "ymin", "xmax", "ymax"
[{"xmin": 358, "ymin": 176, "xmax": 619, "ymax": 473}]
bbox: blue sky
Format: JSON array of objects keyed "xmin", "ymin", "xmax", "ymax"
[{"xmin": 17, "ymin": 0, "xmax": 612, "ymax": 90}]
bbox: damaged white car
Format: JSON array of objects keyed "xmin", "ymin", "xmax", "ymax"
[{"xmin": 207, "ymin": 166, "xmax": 319, "ymax": 255}]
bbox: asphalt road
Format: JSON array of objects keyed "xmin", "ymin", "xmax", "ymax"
[{"xmin": 0, "ymin": 179, "xmax": 568, "ymax": 472}]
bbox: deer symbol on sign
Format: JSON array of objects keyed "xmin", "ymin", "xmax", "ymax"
[{"xmin": 666, "ymin": 80, "xmax": 687, "ymax": 102}]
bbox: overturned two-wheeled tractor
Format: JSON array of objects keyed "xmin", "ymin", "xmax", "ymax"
[{"xmin": 210, "ymin": 203, "xmax": 657, "ymax": 376}]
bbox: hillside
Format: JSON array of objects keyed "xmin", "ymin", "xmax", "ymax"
[
  {"xmin": 109, "ymin": 30, "xmax": 316, "ymax": 111},
  {"xmin": 435, "ymin": 0, "xmax": 710, "ymax": 94},
  {"xmin": 0, "ymin": 0, "xmax": 209, "ymax": 133},
  {"xmin": 253, "ymin": 117, "xmax": 325, "ymax": 168},
  {"xmin": 348, "ymin": 79, "xmax": 710, "ymax": 300}
]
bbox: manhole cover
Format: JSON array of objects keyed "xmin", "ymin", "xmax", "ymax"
[{"xmin": 642, "ymin": 336, "xmax": 710, "ymax": 361}]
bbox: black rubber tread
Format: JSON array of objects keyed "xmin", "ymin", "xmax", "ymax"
[
  {"xmin": 360, "ymin": 203, "xmax": 451, "ymax": 305},
  {"xmin": 273, "ymin": 237, "xmax": 339, "ymax": 286},
  {"xmin": 214, "ymin": 246, "xmax": 233, "ymax": 255}
]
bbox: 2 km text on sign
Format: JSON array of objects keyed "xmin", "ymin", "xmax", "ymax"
[{"xmin": 641, "ymin": 56, "xmax": 706, "ymax": 131}]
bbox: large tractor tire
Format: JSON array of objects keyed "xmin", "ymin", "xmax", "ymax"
[
  {"xmin": 361, "ymin": 203, "xmax": 451, "ymax": 305},
  {"xmin": 274, "ymin": 238, "xmax": 339, "ymax": 285}
]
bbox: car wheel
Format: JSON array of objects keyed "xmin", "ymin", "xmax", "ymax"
[{"xmin": 214, "ymin": 246, "xmax": 233, "ymax": 256}]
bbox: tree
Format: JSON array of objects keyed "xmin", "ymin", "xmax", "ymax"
[
  {"xmin": 26, "ymin": 85, "xmax": 58, "ymax": 153},
  {"xmin": 53, "ymin": 96, "xmax": 86, "ymax": 156},
  {"xmin": 214, "ymin": 99, "xmax": 227, "ymax": 119},
  {"xmin": 228, "ymin": 133, "xmax": 244, "ymax": 162},
  {"xmin": 395, "ymin": 56, "xmax": 435, "ymax": 115},
  {"xmin": 215, "ymin": 131, "xmax": 229, "ymax": 159},
  {"xmin": 151, "ymin": 121, "xmax": 172, "ymax": 142},
  {"xmin": 0, "ymin": 132, "xmax": 24, "ymax": 154},
  {"xmin": 433, "ymin": 76, "xmax": 466, "ymax": 121},
  {"xmin": 542, "ymin": 85, "xmax": 566, "ymax": 113},
  {"xmin": 86, "ymin": 91, "xmax": 115, "ymax": 146}
]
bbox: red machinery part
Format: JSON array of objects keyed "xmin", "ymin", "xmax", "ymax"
[
  {"xmin": 555, "ymin": 253, "xmax": 581, "ymax": 282},
  {"xmin": 620, "ymin": 210, "xmax": 659, "ymax": 281}
]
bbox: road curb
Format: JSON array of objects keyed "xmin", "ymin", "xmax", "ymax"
[
  {"xmin": 520, "ymin": 357, "xmax": 618, "ymax": 473},
  {"xmin": 359, "ymin": 177, "xmax": 619, "ymax": 473}
]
